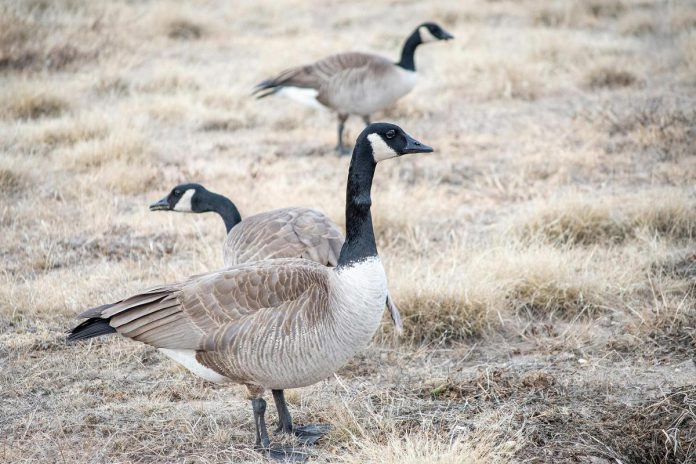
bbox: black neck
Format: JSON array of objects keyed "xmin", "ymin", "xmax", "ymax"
[
  {"xmin": 199, "ymin": 192, "xmax": 242, "ymax": 233},
  {"xmin": 337, "ymin": 139, "xmax": 378, "ymax": 267},
  {"xmin": 396, "ymin": 29, "xmax": 422, "ymax": 72}
]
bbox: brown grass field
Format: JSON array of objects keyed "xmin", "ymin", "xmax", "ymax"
[{"xmin": 1, "ymin": 0, "xmax": 696, "ymax": 462}]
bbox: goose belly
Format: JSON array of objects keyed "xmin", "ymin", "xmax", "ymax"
[
  {"xmin": 329, "ymin": 68, "xmax": 417, "ymax": 115},
  {"xmin": 278, "ymin": 87, "xmax": 324, "ymax": 110},
  {"xmin": 159, "ymin": 348, "xmax": 231, "ymax": 384}
]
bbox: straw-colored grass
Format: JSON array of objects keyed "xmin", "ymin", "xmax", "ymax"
[{"xmin": 1, "ymin": 0, "xmax": 695, "ymax": 462}]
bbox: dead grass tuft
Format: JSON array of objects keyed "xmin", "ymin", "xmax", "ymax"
[
  {"xmin": 0, "ymin": 167, "xmax": 27, "ymax": 195},
  {"xmin": 60, "ymin": 131, "xmax": 151, "ymax": 169},
  {"xmin": 660, "ymin": 252, "xmax": 696, "ymax": 281},
  {"xmin": 681, "ymin": 31, "xmax": 696, "ymax": 74},
  {"xmin": 95, "ymin": 160, "xmax": 160, "ymax": 195},
  {"xmin": 422, "ymin": 368, "xmax": 557, "ymax": 403},
  {"xmin": 640, "ymin": 308, "xmax": 696, "ymax": 362},
  {"xmin": 529, "ymin": 1, "xmax": 622, "ymax": 28},
  {"xmin": 670, "ymin": 7, "xmax": 696, "ymax": 34},
  {"xmin": 509, "ymin": 278, "xmax": 599, "ymax": 319},
  {"xmin": 93, "ymin": 75, "xmax": 131, "ymax": 96},
  {"xmin": 0, "ymin": 4, "xmax": 99, "ymax": 73},
  {"xmin": 619, "ymin": 11, "xmax": 656, "ymax": 36},
  {"xmin": 519, "ymin": 197, "xmax": 628, "ymax": 245},
  {"xmin": 199, "ymin": 117, "xmax": 249, "ymax": 132},
  {"xmin": 516, "ymin": 386, "xmax": 696, "ymax": 463},
  {"xmin": 594, "ymin": 99, "xmax": 696, "ymax": 159},
  {"xmin": 399, "ymin": 293, "xmax": 490, "ymax": 344},
  {"xmin": 340, "ymin": 433, "xmax": 498, "ymax": 464},
  {"xmin": 531, "ymin": 5, "xmax": 568, "ymax": 27},
  {"xmin": 135, "ymin": 71, "xmax": 201, "ymax": 94},
  {"xmin": 518, "ymin": 190, "xmax": 696, "ymax": 246},
  {"xmin": 584, "ymin": 66, "xmax": 637, "ymax": 89},
  {"xmin": 0, "ymin": 11, "xmax": 43, "ymax": 71},
  {"xmin": 1, "ymin": 87, "xmax": 70, "ymax": 120},
  {"xmin": 583, "ymin": 0, "xmax": 625, "ymax": 19},
  {"xmin": 165, "ymin": 18, "xmax": 205, "ymax": 40},
  {"xmin": 4, "ymin": 228, "xmax": 178, "ymax": 275},
  {"xmin": 477, "ymin": 62, "xmax": 542, "ymax": 101}
]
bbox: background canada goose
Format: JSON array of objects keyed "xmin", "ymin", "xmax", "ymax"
[
  {"xmin": 253, "ymin": 22, "xmax": 453, "ymax": 154},
  {"xmin": 68, "ymin": 122, "xmax": 433, "ymax": 460},
  {"xmin": 148, "ymin": 183, "xmax": 402, "ymax": 333}
]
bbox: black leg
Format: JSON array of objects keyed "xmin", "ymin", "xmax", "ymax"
[
  {"xmin": 252, "ymin": 397, "xmax": 309, "ymax": 462},
  {"xmin": 271, "ymin": 390, "xmax": 331, "ymax": 446},
  {"xmin": 272, "ymin": 389, "xmax": 293, "ymax": 434},
  {"xmin": 362, "ymin": 115, "xmax": 371, "ymax": 125},
  {"xmin": 336, "ymin": 114, "xmax": 350, "ymax": 156},
  {"xmin": 252, "ymin": 398, "xmax": 270, "ymax": 449}
]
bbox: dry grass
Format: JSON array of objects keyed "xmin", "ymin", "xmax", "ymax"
[
  {"xmin": 60, "ymin": 130, "xmax": 152, "ymax": 168},
  {"xmin": 1, "ymin": 86, "xmax": 70, "ymax": 121},
  {"xmin": 339, "ymin": 432, "xmax": 511, "ymax": 464},
  {"xmin": 517, "ymin": 189, "xmax": 696, "ymax": 246},
  {"xmin": 619, "ymin": 10, "xmax": 657, "ymax": 36},
  {"xmin": 0, "ymin": 1, "xmax": 104, "ymax": 73},
  {"xmin": 0, "ymin": 167, "xmax": 27, "ymax": 195},
  {"xmin": 165, "ymin": 18, "xmax": 205, "ymax": 40},
  {"xmin": 584, "ymin": 66, "xmax": 637, "ymax": 89},
  {"xmin": 1, "ymin": 0, "xmax": 695, "ymax": 462},
  {"xmin": 590, "ymin": 99, "xmax": 696, "ymax": 160}
]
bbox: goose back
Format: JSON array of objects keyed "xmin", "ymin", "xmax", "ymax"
[{"xmin": 223, "ymin": 208, "xmax": 343, "ymax": 267}]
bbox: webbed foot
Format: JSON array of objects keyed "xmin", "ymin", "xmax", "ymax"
[
  {"xmin": 293, "ymin": 424, "xmax": 331, "ymax": 445},
  {"xmin": 258, "ymin": 445, "xmax": 310, "ymax": 462}
]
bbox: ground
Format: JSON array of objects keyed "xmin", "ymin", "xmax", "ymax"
[{"xmin": 1, "ymin": 0, "xmax": 695, "ymax": 462}]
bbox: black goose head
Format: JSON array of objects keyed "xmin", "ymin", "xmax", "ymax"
[
  {"xmin": 149, "ymin": 183, "xmax": 209, "ymax": 213},
  {"xmin": 416, "ymin": 22, "xmax": 454, "ymax": 43},
  {"xmin": 356, "ymin": 122, "xmax": 433, "ymax": 163}
]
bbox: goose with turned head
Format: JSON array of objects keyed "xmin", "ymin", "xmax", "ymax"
[
  {"xmin": 148, "ymin": 183, "xmax": 403, "ymax": 333},
  {"xmin": 253, "ymin": 22, "xmax": 452, "ymax": 155},
  {"xmin": 67, "ymin": 123, "xmax": 433, "ymax": 461}
]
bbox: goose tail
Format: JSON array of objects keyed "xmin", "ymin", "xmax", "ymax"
[
  {"xmin": 67, "ymin": 317, "xmax": 116, "ymax": 343},
  {"xmin": 252, "ymin": 79, "xmax": 283, "ymax": 99}
]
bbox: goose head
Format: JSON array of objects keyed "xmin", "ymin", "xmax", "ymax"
[
  {"xmin": 417, "ymin": 22, "xmax": 454, "ymax": 43},
  {"xmin": 150, "ymin": 183, "xmax": 209, "ymax": 213},
  {"xmin": 359, "ymin": 122, "xmax": 433, "ymax": 163}
]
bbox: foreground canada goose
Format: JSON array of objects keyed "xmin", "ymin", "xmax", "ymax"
[
  {"xmin": 253, "ymin": 22, "xmax": 453, "ymax": 155},
  {"xmin": 148, "ymin": 184, "xmax": 402, "ymax": 333},
  {"xmin": 68, "ymin": 122, "xmax": 433, "ymax": 460}
]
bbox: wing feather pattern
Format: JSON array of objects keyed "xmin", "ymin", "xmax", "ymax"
[
  {"xmin": 253, "ymin": 53, "xmax": 393, "ymax": 108},
  {"xmin": 68, "ymin": 259, "xmax": 333, "ymax": 381},
  {"xmin": 223, "ymin": 208, "xmax": 344, "ymax": 267}
]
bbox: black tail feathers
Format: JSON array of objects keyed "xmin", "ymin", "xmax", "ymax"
[
  {"xmin": 252, "ymin": 80, "xmax": 282, "ymax": 99},
  {"xmin": 67, "ymin": 318, "xmax": 116, "ymax": 343}
]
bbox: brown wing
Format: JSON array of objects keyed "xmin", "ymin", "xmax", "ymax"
[
  {"xmin": 196, "ymin": 278, "xmax": 331, "ymax": 384},
  {"xmin": 253, "ymin": 52, "xmax": 390, "ymax": 104},
  {"xmin": 76, "ymin": 259, "xmax": 331, "ymax": 351},
  {"xmin": 223, "ymin": 208, "xmax": 344, "ymax": 267}
]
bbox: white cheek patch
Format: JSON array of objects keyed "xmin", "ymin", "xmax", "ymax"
[
  {"xmin": 367, "ymin": 133, "xmax": 398, "ymax": 162},
  {"xmin": 418, "ymin": 26, "xmax": 438, "ymax": 43},
  {"xmin": 173, "ymin": 189, "xmax": 195, "ymax": 212}
]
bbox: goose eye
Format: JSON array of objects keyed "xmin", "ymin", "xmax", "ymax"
[
  {"xmin": 173, "ymin": 190, "xmax": 180, "ymax": 196},
  {"xmin": 385, "ymin": 130, "xmax": 396, "ymax": 139}
]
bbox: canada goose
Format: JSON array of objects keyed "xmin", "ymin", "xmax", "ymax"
[
  {"xmin": 253, "ymin": 22, "xmax": 453, "ymax": 155},
  {"xmin": 148, "ymin": 184, "xmax": 402, "ymax": 333},
  {"xmin": 68, "ymin": 122, "xmax": 433, "ymax": 460}
]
